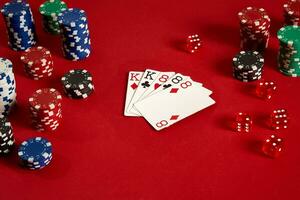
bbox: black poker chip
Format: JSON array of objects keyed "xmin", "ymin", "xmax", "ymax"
[
  {"xmin": 61, "ymin": 69, "xmax": 94, "ymax": 99},
  {"xmin": 0, "ymin": 115, "xmax": 14, "ymax": 155},
  {"xmin": 232, "ymin": 51, "xmax": 264, "ymax": 82}
]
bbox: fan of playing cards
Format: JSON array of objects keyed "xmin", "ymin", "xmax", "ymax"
[{"xmin": 124, "ymin": 69, "xmax": 216, "ymax": 131}]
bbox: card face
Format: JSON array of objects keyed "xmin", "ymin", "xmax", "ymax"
[
  {"xmin": 126, "ymin": 69, "xmax": 160, "ymax": 116},
  {"xmin": 124, "ymin": 71, "xmax": 144, "ymax": 116},
  {"xmin": 134, "ymin": 77, "xmax": 216, "ymax": 131},
  {"xmin": 138, "ymin": 71, "xmax": 175, "ymax": 101}
]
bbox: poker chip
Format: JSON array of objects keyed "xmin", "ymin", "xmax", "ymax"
[
  {"xmin": 1, "ymin": 1, "xmax": 37, "ymax": 51},
  {"xmin": 18, "ymin": 137, "xmax": 52, "ymax": 170},
  {"xmin": 0, "ymin": 115, "xmax": 15, "ymax": 155},
  {"xmin": 238, "ymin": 7, "xmax": 271, "ymax": 53},
  {"xmin": 20, "ymin": 46, "xmax": 54, "ymax": 80},
  {"xmin": 0, "ymin": 58, "xmax": 17, "ymax": 115},
  {"xmin": 277, "ymin": 25, "xmax": 300, "ymax": 77},
  {"xmin": 39, "ymin": 0, "xmax": 68, "ymax": 34},
  {"xmin": 58, "ymin": 8, "xmax": 91, "ymax": 60},
  {"xmin": 61, "ymin": 69, "xmax": 94, "ymax": 99},
  {"xmin": 29, "ymin": 88, "xmax": 62, "ymax": 131},
  {"xmin": 284, "ymin": 0, "xmax": 300, "ymax": 25},
  {"xmin": 232, "ymin": 51, "xmax": 264, "ymax": 82}
]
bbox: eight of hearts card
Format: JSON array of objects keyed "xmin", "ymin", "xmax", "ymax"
[{"xmin": 124, "ymin": 69, "xmax": 215, "ymax": 131}]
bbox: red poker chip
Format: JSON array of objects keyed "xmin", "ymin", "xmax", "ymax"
[
  {"xmin": 238, "ymin": 7, "xmax": 270, "ymax": 26},
  {"xmin": 20, "ymin": 46, "xmax": 52, "ymax": 66},
  {"xmin": 284, "ymin": 0, "xmax": 300, "ymax": 17},
  {"xmin": 29, "ymin": 88, "xmax": 62, "ymax": 110}
]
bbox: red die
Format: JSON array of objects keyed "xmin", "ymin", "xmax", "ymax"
[
  {"xmin": 270, "ymin": 109, "xmax": 289, "ymax": 130},
  {"xmin": 186, "ymin": 34, "xmax": 201, "ymax": 53},
  {"xmin": 256, "ymin": 80, "xmax": 277, "ymax": 99},
  {"xmin": 262, "ymin": 135, "xmax": 284, "ymax": 158},
  {"xmin": 233, "ymin": 112, "xmax": 253, "ymax": 133}
]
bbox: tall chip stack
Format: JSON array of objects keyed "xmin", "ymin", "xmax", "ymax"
[
  {"xmin": 0, "ymin": 115, "xmax": 15, "ymax": 155},
  {"xmin": 58, "ymin": 8, "xmax": 91, "ymax": 61},
  {"xmin": 283, "ymin": 0, "xmax": 300, "ymax": 25},
  {"xmin": 1, "ymin": 1, "xmax": 37, "ymax": 51},
  {"xmin": 238, "ymin": 7, "xmax": 271, "ymax": 53},
  {"xmin": 277, "ymin": 25, "xmax": 300, "ymax": 77},
  {"xmin": 29, "ymin": 88, "xmax": 62, "ymax": 132},
  {"xmin": 0, "ymin": 58, "xmax": 17, "ymax": 115},
  {"xmin": 39, "ymin": 0, "xmax": 68, "ymax": 35}
]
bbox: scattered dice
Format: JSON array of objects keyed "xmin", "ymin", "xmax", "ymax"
[
  {"xmin": 262, "ymin": 135, "xmax": 284, "ymax": 158},
  {"xmin": 270, "ymin": 109, "xmax": 289, "ymax": 130},
  {"xmin": 233, "ymin": 112, "xmax": 252, "ymax": 132},
  {"xmin": 256, "ymin": 80, "xmax": 277, "ymax": 99},
  {"xmin": 186, "ymin": 34, "xmax": 201, "ymax": 53}
]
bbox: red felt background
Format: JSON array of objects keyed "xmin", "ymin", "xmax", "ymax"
[{"xmin": 0, "ymin": 0, "xmax": 299, "ymax": 199}]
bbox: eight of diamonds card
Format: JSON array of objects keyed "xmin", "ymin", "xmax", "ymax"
[{"xmin": 134, "ymin": 77, "xmax": 215, "ymax": 131}]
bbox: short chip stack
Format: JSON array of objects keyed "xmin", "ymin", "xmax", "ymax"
[
  {"xmin": 39, "ymin": 0, "xmax": 68, "ymax": 35},
  {"xmin": 0, "ymin": 115, "xmax": 15, "ymax": 155},
  {"xmin": 29, "ymin": 88, "xmax": 62, "ymax": 132},
  {"xmin": 1, "ymin": 1, "xmax": 37, "ymax": 51},
  {"xmin": 20, "ymin": 46, "xmax": 54, "ymax": 80},
  {"xmin": 232, "ymin": 51, "xmax": 264, "ymax": 82},
  {"xmin": 238, "ymin": 7, "xmax": 271, "ymax": 53},
  {"xmin": 283, "ymin": 0, "xmax": 300, "ymax": 25},
  {"xmin": 0, "ymin": 58, "xmax": 17, "ymax": 115},
  {"xmin": 18, "ymin": 137, "xmax": 52, "ymax": 170},
  {"xmin": 58, "ymin": 8, "xmax": 91, "ymax": 61},
  {"xmin": 61, "ymin": 69, "xmax": 94, "ymax": 99},
  {"xmin": 277, "ymin": 25, "xmax": 300, "ymax": 77}
]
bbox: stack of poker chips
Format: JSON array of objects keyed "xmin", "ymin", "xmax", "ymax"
[
  {"xmin": 18, "ymin": 137, "xmax": 52, "ymax": 170},
  {"xmin": 39, "ymin": 0, "xmax": 68, "ymax": 35},
  {"xmin": 283, "ymin": 0, "xmax": 300, "ymax": 25},
  {"xmin": 0, "ymin": 115, "xmax": 15, "ymax": 155},
  {"xmin": 232, "ymin": 51, "xmax": 264, "ymax": 82},
  {"xmin": 58, "ymin": 8, "xmax": 91, "ymax": 61},
  {"xmin": 277, "ymin": 25, "xmax": 300, "ymax": 77},
  {"xmin": 29, "ymin": 88, "xmax": 62, "ymax": 132},
  {"xmin": 61, "ymin": 69, "xmax": 94, "ymax": 99},
  {"xmin": 0, "ymin": 58, "xmax": 17, "ymax": 115},
  {"xmin": 238, "ymin": 7, "xmax": 271, "ymax": 53},
  {"xmin": 20, "ymin": 46, "xmax": 54, "ymax": 80},
  {"xmin": 1, "ymin": 1, "xmax": 37, "ymax": 51}
]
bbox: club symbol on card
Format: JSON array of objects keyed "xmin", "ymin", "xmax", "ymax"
[
  {"xmin": 130, "ymin": 83, "xmax": 138, "ymax": 90},
  {"xmin": 141, "ymin": 81, "xmax": 150, "ymax": 88},
  {"xmin": 163, "ymin": 84, "xmax": 172, "ymax": 89},
  {"xmin": 170, "ymin": 88, "xmax": 178, "ymax": 93},
  {"xmin": 154, "ymin": 83, "xmax": 160, "ymax": 90},
  {"xmin": 170, "ymin": 115, "xmax": 179, "ymax": 120}
]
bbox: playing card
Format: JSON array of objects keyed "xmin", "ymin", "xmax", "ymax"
[
  {"xmin": 126, "ymin": 69, "xmax": 160, "ymax": 116},
  {"xmin": 134, "ymin": 77, "xmax": 215, "ymax": 131},
  {"xmin": 137, "ymin": 71, "xmax": 175, "ymax": 101},
  {"xmin": 124, "ymin": 71, "xmax": 144, "ymax": 116}
]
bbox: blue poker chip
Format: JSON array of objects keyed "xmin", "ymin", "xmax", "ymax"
[
  {"xmin": 18, "ymin": 137, "xmax": 52, "ymax": 164},
  {"xmin": 58, "ymin": 8, "xmax": 87, "ymax": 26},
  {"xmin": 1, "ymin": 1, "xmax": 29, "ymax": 17}
]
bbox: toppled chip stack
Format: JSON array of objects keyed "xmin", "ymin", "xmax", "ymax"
[
  {"xmin": 0, "ymin": 115, "xmax": 15, "ymax": 155},
  {"xmin": 238, "ymin": 7, "xmax": 271, "ymax": 53},
  {"xmin": 1, "ymin": 1, "xmax": 37, "ymax": 51},
  {"xmin": 277, "ymin": 25, "xmax": 300, "ymax": 77},
  {"xmin": 0, "ymin": 58, "xmax": 17, "ymax": 115},
  {"xmin": 283, "ymin": 0, "xmax": 300, "ymax": 25},
  {"xmin": 20, "ymin": 46, "xmax": 54, "ymax": 80},
  {"xmin": 18, "ymin": 137, "xmax": 52, "ymax": 170},
  {"xmin": 61, "ymin": 69, "xmax": 94, "ymax": 99},
  {"xmin": 58, "ymin": 8, "xmax": 91, "ymax": 61},
  {"xmin": 29, "ymin": 88, "xmax": 62, "ymax": 132},
  {"xmin": 39, "ymin": 0, "xmax": 68, "ymax": 35},
  {"xmin": 232, "ymin": 51, "xmax": 264, "ymax": 82}
]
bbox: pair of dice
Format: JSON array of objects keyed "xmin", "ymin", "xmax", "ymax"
[{"xmin": 234, "ymin": 109, "xmax": 288, "ymax": 158}]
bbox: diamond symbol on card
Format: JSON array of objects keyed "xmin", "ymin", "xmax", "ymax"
[
  {"xmin": 130, "ymin": 83, "xmax": 138, "ymax": 90},
  {"xmin": 170, "ymin": 88, "xmax": 178, "ymax": 93},
  {"xmin": 170, "ymin": 115, "xmax": 179, "ymax": 120}
]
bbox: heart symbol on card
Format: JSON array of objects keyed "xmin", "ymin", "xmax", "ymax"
[{"xmin": 154, "ymin": 83, "xmax": 161, "ymax": 90}]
